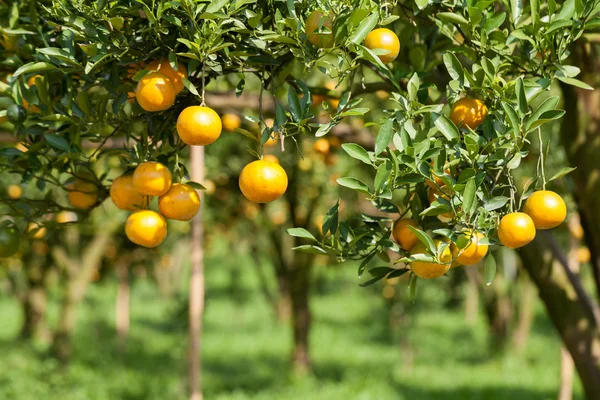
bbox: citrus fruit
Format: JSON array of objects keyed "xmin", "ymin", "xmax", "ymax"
[
  {"xmin": 364, "ymin": 28, "xmax": 400, "ymax": 64},
  {"xmin": 578, "ymin": 247, "xmax": 591, "ymax": 264},
  {"xmin": 7, "ymin": 104, "xmax": 26, "ymax": 123},
  {"xmin": 146, "ymin": 59, "xmax": 187, "ymax": 93},
  {"xmin": 177, "ymin": 106, "xmax": 222, "ymax": 146},
  {"xmin": 0, "ymin": 97, "xmax": 14, "ymax": 123},
  {"xmin": 8, "ymin": 184, "xmax": 22, "ymax": 199},
  {"xmin": 68, "ymin": 177, "xmax": 99, "ymax": 210},
  {"xmin": 451, "ymin": 230, "xmax": 488, "ymax": 266},
  {"xmin": 0, "ymin": 225, "xmax": 20, "ymax": 257},
  {"xmin": 158, "ymin": 183, "xmax": 200, "ymax": 221},
  {"xmin": 263, "ymin": 154, "xmax": 279, "ymax": 164},
  {"xmin": 110, "ymin": 174, "xmax": 149, "ymax": 211},
  {"xmin": 449, "ymin": 98, "xmax": 488, "ymax": 130},
  {"xmin": 27, "ymin": 222, "xmax": 46, "ymax": 240},
  {"xmin": 523, "ymin": 190, "xmax": 567, "ymax": 230},
  {"xmin": 239, "ymin": 160, "xmax": 288, "ymax": 203},
  {"xmin": 56, "ymin": 211, "xmax": 77, "ymax": 224},
  {"xmin": 132, "ymin": 161, "xmax": 172, "ymax": 196},
  {"xmin": 135, "ymin": 72, "xmax": 176, "ymax": 112},
  {"xmin": 125, "ymin": 210, "xmax": 167, "ymax": 248},
  {"xmin": 570, "ymin": 223, "xmax": 584, "ymax": 239},
  {"xmin": 313, "ymin": 138, "xmax": 330, "ymax": 154},
  {"xmin": 410, "ymin": 240, "xmax": 452, "ymax": 279},
  {"xmin": 305, "ymin": 10, "xmax": 334, "ymax": 48},
  {"xmin": 498, "ymin": 212, "xmax": 536, "ymax": 249},
  {"xmin": 392, "ymin": 219, "xmax": 420, "ymax": 251},
  {"xmin": 428, "ymin": 186, "xmax": 455, "ymax": 219},
  {"xmin": 221, "ymin": 113, "xmax": 241, "ymax": 132}
]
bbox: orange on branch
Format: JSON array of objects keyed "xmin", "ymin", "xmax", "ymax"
[
  {"xmin": 239, "ymin": 160, "xmax": 288, "ymax": 203},
  {"xmin": 392, "ymin": 219, "xmax": 420, "ymax": 251},
  {"xmin": 8, "ymin": 184, "xmax": 22, "ymax": 199},
  {"xmin": 410, "ymin": 240, "xmax": 452, "ymax": 279},
  {"xmin": 125, "ymin": 210, "xmax": 167, "ymax": 248},
  {"xmin": 498, "ymin": 212, "xmax": 536, "ymax": 249},
  {"xmin": 68, "ymin": 177, "xmax": 99, "ymax": 210},
  {"xmin": 449, "ymin": 98, "xmax": 488, "ymax": 130},
  {"xmin": 313, "ymin": 138, "xmax": 330, "ymax": 154},
  {"xmin": 110, "ymin": 174, "xmax": 149, "ymax": 211},
  {"xmin": 133, "ymin": 161, "xmax": 172, "ymax": 196},
  {"xmin": 364, "ymin": 28, "xmax": 400, "ymax": 64},
  {"xmin": 451, "ymin": 230, "xmax": 488, "ymax": 267},
  {"xmin": 305, "ymin": 10, "xmax": 334, "ymax": 48},
  {"xmin": 146, "ymin": 59, "xmax": 187, "ymax": 93},
  {"xmin": 177, "ymin": 106, "xmax": 222, "ymax": 146},
  {"xmin": 221, "ymin": 113, "xmax": 242, "ymax": 132},
  {"xmin": 135, "ymin": 72, "xmax": 176, "ymax": 112},
  {"xmin": 27, "ymin": 222, "xmax": 46, "ymax": 240},
  {"xmin": 158, "ymin": 183, "xmax": 200, "ymax": 221},
  {"xmin": 263, "ymin": 154, "xmax": 279, "ymax": 164},
  {"xmin": 523, "ymin": 190, "xmax": 567, "ymax": 230}
]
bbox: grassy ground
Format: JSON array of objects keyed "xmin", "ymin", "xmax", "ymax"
[{"xmin": 0, "ymin": 251, "xmax": 583, "ymax": 400}]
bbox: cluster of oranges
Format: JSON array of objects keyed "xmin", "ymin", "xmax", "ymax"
[
  {"xmin": 388, "ymin": 97, "xmax": 567, "ymax": 279},
  {"xmin": 305, "ymin": 10, "xmax": 401, "ymax": 64}
]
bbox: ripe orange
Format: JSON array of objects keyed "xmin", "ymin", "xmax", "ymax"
[
  {"xmin": 523, "ymin": 190, "xmax": 567, "ymax": 230},
  {"xmin": 329, "ymin": 136, "xmax": 341, "ymax": 148},
  {"xmin": 133, "ymin": 161, "xmax": 172, "ymax": 196},
  {"xmin": 158, "ymin": 183, "xmax": 200, "ymax": 221},
  {"xmin": 110, "ymin": 174, "xmax": 149, "ymax": 211},
  {"xmin": 221, "ymin": 113, "xmax": 242, "ymax": 132},
  {"xmin": 8, "ymin": 184, "xmax": 22, "ymax": 199},
  {"xmin": 410, "ymin": 240, "xmax": 452, "ymax": 279},
  {"xmin": 239, "ymin": 160, "xmax": 288, "ymax": 203},
  {"xmin": 177, "ymin": 106, "xmax": 222, "ymax": 146},
  {"xmin": 263, "ymin": 154, "xmax": 279, "ymax": 164},
  {"xmin": 570, "ymin": 223, "xmax": 584, "ymax": 239},
  {"xmin": 449, "ymin": 98, "xmax": 488, "ymax": 130},
  {"xmin": 451, "ymin": 230, "xmax": 488, "ymax": 266},
  {"xmin": 125, "ymin": 210, "xmax": 167, "ymax": 248},
  {"xmin": 146, "ymin": 59, "xmax": 187, "ymax": 93},
  {"xmin": 305, "ymin": 10, "xmax": 334, "ymax": 48},
  {"xmin": 68, "ymin": 177, "xmax": 99, "ymax": 210},
  {"xmin": 135, "ymin": 72, "xmax": 176, "ymax": 112},
  {"xmin": 577, "ymin": 247, "xmax": 591, "ymax": 264},
  {"xmin": 27, "ymin": 75, "xmax": 42, "ymax": 87},
  {"xmin": 56, "ymin": 211, "xmax": 77, "ymax": 224},
  {"xmin": 313, "ymin": 138, "xmax": 330, "ymax": 154},
  {"xmin": 364, "ymin": 28, "xmax": 400, "ymax": 64},
  {"xmin": 427, "ymin": 162, "xmax": 451, "ymax": 189},
  {"xmin": 498, "ymin": 212, "xmax": 536, "ymax": 249},
  {"xmin": 312, "ymin": 94, "xmax": 326, "ymax": 107},
  {"xmin": 27, "ymin": 222, "xmax": 46, "ymax": 240},
  {"xmin": 428, "ymin": 186, "xmax": 455, "ymax": 219},
  {"xmin": 0, "ymin": 225, "xmax": 20, "ymax": 257},
  {"xmin": 392, "ymin": 219, "xmax": 420, "ymax": 251}
]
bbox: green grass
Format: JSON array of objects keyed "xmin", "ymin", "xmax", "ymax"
[{"xmin": 0, "ymin": 250, "xmax": 583, "ymax": 400}]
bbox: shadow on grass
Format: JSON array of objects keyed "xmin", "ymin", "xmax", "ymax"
[{"xmin": 392, "ymin": 383, "xmax": 581, "ymax": 400}]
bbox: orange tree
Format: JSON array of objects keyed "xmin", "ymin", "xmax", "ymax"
[{"xmin": 2, "ymin": 0, "xmax": 600, "ymax": 397}]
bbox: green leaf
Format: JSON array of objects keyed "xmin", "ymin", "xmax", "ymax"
[
  {"xmin": 501, "ymin": 101, "xmax": 520, "ymax": 133},
  {"xmin": 375, "ymin": 119, "xmax": 393, "ymax": 156},
  {"xmin": 408, "ymin": 226, "xmax": 436, "ymax": 255},
  {"xmin": 434, "ymin": 114, "xmax": 459, "ymax": 140},
  {"xmin": 462, "ymin": 178, "xmax": 477, "ymax": 216},
  {"xmin": 437, "ymin": 12, "xmax": 469, "ymax": 25},
  {"xmin": 484, "ymin": 196, "xmax": 509, "ymax": 211},
  {"xmin": 443, "ymin": 52, "xmax": 464, "ymax": 85},
  {"xmin": 507, "ymin": 153, "xmax": 522, "ymax": 169},
  {"xmin": 337, "ymin": 177, "xmax": 370, "ymax": 194},
  {"xmin": 359, "ymin": 273, "xmax": 387, "ymax": 287},
  {"xmin": 556, "ymin": 76, "xmax": 593, "ymax": 90},
  {"xmin": 348, "ymin": 12, "xmax": 379, "ymax": 44},
  {"xmin": 387, "ymin": 268, "xmax": 409, "ymax": 279},
  {"xmin": 548, "ymin": 166, "xmax": 576, "ymax": 182},
  {"xmin": 292, "ymin": 245, "xmax": 328, "ymax": 255},
  {"xmin": 288, "ymin": 86, "xmax": 301, "ymax": 122},
  {"xmin": 526, "ymin": 110, "xmax": 566, "ymax": 131},
  {"xmin": 206, "ymin": 0, "xmax": 229, "ymax": 13},
  {"xmin": 287, "ymin": 228, "xmax": 317, "ymax": 241},
  {"xmin": 368, "ymin": 266, "xmax": 395, "ymax": 277},
  {"xmin": 185, "ymin": 181, "xmax": 207, "ymax": 190},
  {"xmin": 531, "ymin": 0, "xmax": 540, "ymax": 27},
  {"xmin": 44, "ymin": 134, "xmax": 70, "ymax": 152},
  {"xmin": 374, "ymin": 161, "xmax": 392, "ymax": 192},
  {"xmin": 341, "ymin": 144, "xmax": 371, "ymax": 165},
  {"xmin": 182, "ymin": 78, "xmax": 200, "ymax": 97},
  {"xmin": 516, "ymin": 77, "xmax": 528, "ymax": 114},
  {"xmin": 409, "ymin": 273, "xmax": 418, "ymax": 300},
  {"xmin": 13, "ymin": 62, "xmax": 58, "ymax": 77},
  {"xmin": 483, "ymin": 12, "xmax": 506, "ymax": 32},
  {"xmin": 484, "ymin": 254, "xmax": 496, "ymax": 285}
]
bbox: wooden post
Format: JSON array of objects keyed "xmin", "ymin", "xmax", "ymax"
[{"xmin": 189, "ymin": 146, "xmax": 205, "ymax": 400}]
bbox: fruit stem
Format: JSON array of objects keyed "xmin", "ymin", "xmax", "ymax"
[
  {"xmin": 200, "ymin": 63, "xmax": 206, "ymax": 107},
  {"xmin": 538, "ymin": 127, "xmax": 546, "ymax": 190}
]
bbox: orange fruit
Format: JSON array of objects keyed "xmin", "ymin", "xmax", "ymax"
[
  {"xmin": 329, "ymin": 136, "xmax": 341, "ymax": 148},
  {"xmin": 570, "ymin": 223, "xmax": 584, "ymax": 239},
  {"xmin": 263, "ymin": 154, "xmax": 279, "ymax": 164},
  {"xmin": 125, "ymin": 210, "xmax": 167, "ymax": 248},
  {"xmin": 221, "ymin": 113, "xmax": 241, "ymax": 132},
  {"xmin": 15, "ymin": 142, "xmax": 27, "ymax": 152},
  {"xmin": 498, "ymin": 212, "xmax": 536, "ymax": 249},
  {"xmin": 135, "ymin": 72, "xmax": 176, "ymax": 112},
  {"xmin": 27, "ymin": 75, "xmax": 42, "ymax": 87},
  {"xmin": 449, "ymin": 98, "xmax": 488, "ymax": 130},
  {"xmin": 312, "ymin": 94, "xmax": 326, "ymax": 107},
  {"xmin": 410, "ymin": 240, "xmax": 452, "ymax": 279},
  {"xmin": 577, "ymin": 247, "xmax": 591, "ymax": 264},
  {"xmin": 158, "ymin": 183, "xmax": 200, "ymax": 221},
  {"xmin": 0, "ymin": 225, "xmax": 20, "ymax": 257},
  {"xmin": 364, "ymin": 28, "xmax": 400, "ymax": 64},
  {"xmin": 132, "ymin": 161, "xmax": 172, "ymax": 196},
  {"xmin": 146, "ymin": 59, "xmax": 187, "ymax": 93},
  {"xmin": 110, "ymin": 174, "xmax": 149, "ymax": 211},
  {"xmin": 27, "ymin": 222, "xmax": 46, "ymax": 240},
  {"xmin": 428, "ymin": 186, "xmax": 455, "ymax": 219},
  {"xmin": 523, "ymin": 190, "xmax": 567, "ymax": 230},
  {"xmin": 392, "ymin": 219, "xmax": 420, "ymax": 251},
  {"xmin": 68, "ymin": 177, "xmax": 99, "ymax": 210},
  {"xmin": 305, "ymin": 10, "xmax": 334, "ymax": 48},
  {"xmin": 8, "ymin": 184, "xmax": 22, "ymax": 199},
  {"xmin": 451, "ymin": 230, "xmax": 488, "ymax": 267},
  {"xmin": 239, "ymin": 160, "xmax": 288, "ymax": 203},
  {"xmin": 427, "ymin": 162, "xmax": 451, "ymax": 189},
  {"xmin": 313, "ymin": 138, "xmax": 330, "ymax": 154},
  {"xmin": 177, "ymin": 106, "xmax": 222, "ymax": 146},
  {"xmin": 56, "ymin": 211, "xmax": 77, "ymax": 224}
]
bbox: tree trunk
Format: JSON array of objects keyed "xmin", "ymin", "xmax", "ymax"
[
  {"xmin": 519, "ymin": 237, "xmax": 600, "ymax": 398},
  {"xmin": 115, "ymin": 259, "xmax": 130, "ymax": 355},
  {"xmin": 19, "ymin": 257, "xmax": 51, "ymax": 342},
  {"xmin": 275, "ymin": 270, "xmax": 292, "ymax": 322},
  {"xmin": 289, "ymin": 252, "xmax": 313, "ymax": 374},
  {"xmin": 513, "ymin": 274, "xmax": 536, "ymax": 352},
  {"xmin": 464, "ymin": 267, "xmax": 479, "ymax": 326},
  {"xmin": 558, "ymin": 346, "xmax": 575, "ymax": 400},
  {"xmin": 188, "ymin": 145, "xmax": 205, "ymax": 400},
  {"xmin": 53, "ymin": 287, "xmax": 78, "ymax": 362}
]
